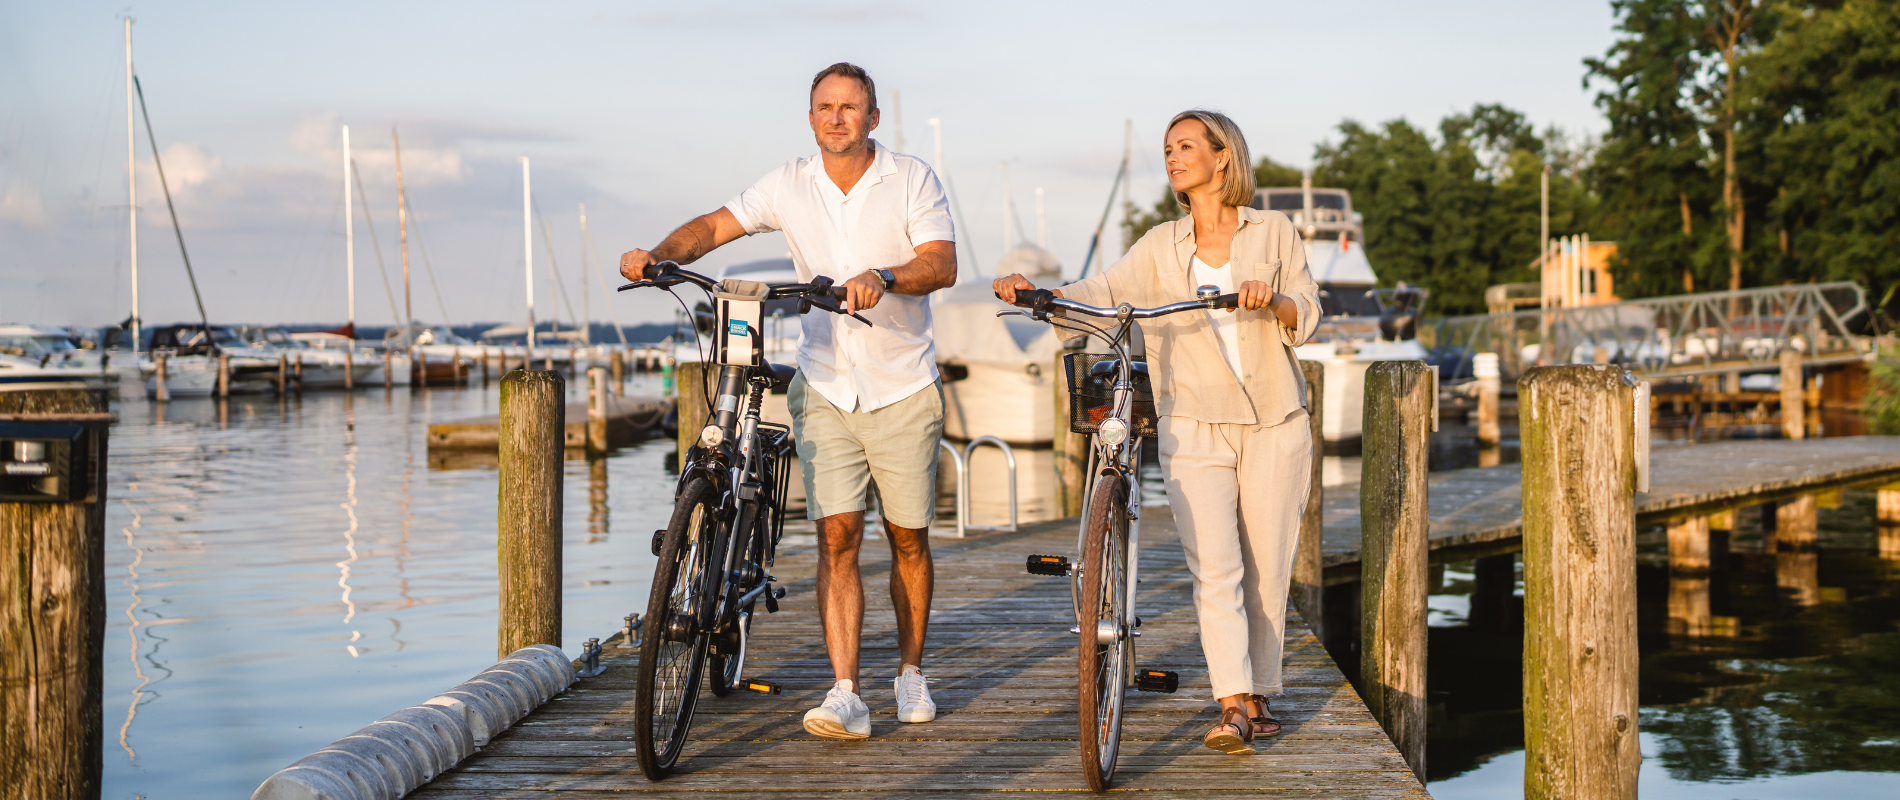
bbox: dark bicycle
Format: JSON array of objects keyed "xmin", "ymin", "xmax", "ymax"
[
  {"xmin": 1006, "ymin": 284, "xmax": 1238, "ymax": 791},
  {"xmin": 617, "ymin": 261, "xmax": 869, "ymax": 780}
]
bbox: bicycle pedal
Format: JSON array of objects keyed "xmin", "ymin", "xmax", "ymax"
[
  {"xmin": 1134, "ymin": 669, "xmax": 1179, "ymax": 694},
  {"xmin": 739, "ymin": 679, "xmax": 782, "ymax": 695},
  {"xmin": 764, "ymin": 586, "xmax": 785, "ymax": 613},
  {"xmin": 650, "ymin": 529, "xmax": 666, "ymax": 556},
  {"xmin": 1026, "ymin": 554, "xmax": 1071, "ymax": 576}
]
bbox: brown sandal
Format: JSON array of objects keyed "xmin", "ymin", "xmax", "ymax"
[
  {"xmin": 1203, "ymin": 705, "xmax": 1256, "ymax": 755},
  {"xmin": 1249, "ymin": 695, "xmax": 1282, "ymax": 738}
]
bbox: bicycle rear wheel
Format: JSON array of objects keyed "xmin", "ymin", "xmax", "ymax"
[
  {"xmin": 635, "ymin": 478, "xmax": 721, "ymax": 779},
  {"xmin": 1077, "ymin": 476, "xmax": 1131, "ymax": 791}
]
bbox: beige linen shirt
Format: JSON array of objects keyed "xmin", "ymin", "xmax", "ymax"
[{"xmin": 1060, "ymin": 206, "xmax": 1319, "ymax": 427}]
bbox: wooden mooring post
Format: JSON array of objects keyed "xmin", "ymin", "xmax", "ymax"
[
  {"xmin": 675, "ymin": 361, "xmax": 709, "ymax": 456},
  {"xmin": 1052, "ymin": 343, "xmax": 1088, "ymax": 518},
  {"xmin": 1776, "ymin": 493, "xmax": 1819, "ymax": 606},
  {"xmin": 1521, "ymin": 365, "xmax": 1641, "ymax": 800},
  {"xmin": 1780, "ymin": 349, "xmax": 1805, "ymax": 440},
  {"xmin": 1, "ymin": 388, "xmax": 111, "ymax": 798},
  {"xmin": 216, "ymin": 352, "xmax": 230, "ymax": 398},
  {"xmin": 1293, "ymin": 360, "xmax": 1324, "ymax": 631},
  {"xmin": 153, "ymin": 355, "xmax": 169, "ymax": 402},
  {"xmin": 586, "ymin": 367, "xmax": 609, "ymax": 454},
  {"xmin": 498, "ymin": 370, "xmax": 565, "ymax": 659},
  {"xmin": 609, "ymin": 350, "xmax": 624, "ymax": 396},
  {"xmin": 1358, "ymin": 359, "xmax": 1431, "ymax": 780},
  {"xmin": 343, "ymin": 349, "xmax": 354, "ymax": 390},
  {"xmin": 277, "ymin": 353, "xmax": 288, "ymax": 395},
  {"xmin": 383, "ymin": 350, "xmax": 393, "ymax": 390},
  {"xmin": 1474, "ymin": 351, "xmax": 1501, "ymax": 447}
]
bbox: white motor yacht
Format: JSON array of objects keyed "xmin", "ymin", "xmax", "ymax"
[
  {"xmin": 1257, "ymin": 182, "xmax": 1431, "ymax": 448},
  {"xmin": 233, "ymin": 326, "xmax": 379, "ymax": 389},
  {"xmin": 139, "ymin": 324, "xmax": 279, "ymax": 396},
  {"xmin": 0, "ymin": 324, "xmax": 115, "ymax": 392}
]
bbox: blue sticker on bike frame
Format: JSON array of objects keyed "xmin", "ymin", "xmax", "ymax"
[{"xmin": 727, "ymin": 320, "xmax": 748, "ymax": 336}]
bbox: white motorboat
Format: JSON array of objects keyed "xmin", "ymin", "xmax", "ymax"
[
  {"xmin": 1258, "ymin": 181, "xmax": 1431, "ymax": 447},
  {"xmin": 233, "ymin": 326, "xmax": 379, "ymax": 389},
  {"xmin": 0, "ymin": 324, "xmax": 115, "ymax": 392},
  {"xmin": 933, "ymin": 244, "xmax": 1062, "ymax": 445},
  {"xmin": 139, "ymin": 324, "xmax": 279, "ymax": 396}
]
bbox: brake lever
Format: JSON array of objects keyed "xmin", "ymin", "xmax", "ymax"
[{"xmin": 805, "ymin": 295, "xmax": 874, "ymax": 328}]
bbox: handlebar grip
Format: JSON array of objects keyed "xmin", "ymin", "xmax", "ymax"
[
  {"xmin": 1210, "ymin": 293, "xmax": 1240, "ymax": 310},
  {"xmin": 642, "ymin": 260, "xmax": 679, "ymax": 281},
  {"xmin": 1012, "ymin": 288, "xmax": 1055, "ymax": 310}
]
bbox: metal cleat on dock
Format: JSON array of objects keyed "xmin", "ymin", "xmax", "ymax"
[
  {"xmin": 576, "ymin": 638, "xmax": 607, "ymax": 677},
  {"xmin": 615, "ymin": 613, "xmax": 642, "ymax": 649}
]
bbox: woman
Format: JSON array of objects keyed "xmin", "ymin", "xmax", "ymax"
[{"xmin": 994, "ymin": 110, "xmax": 1317, "ymax": 755}]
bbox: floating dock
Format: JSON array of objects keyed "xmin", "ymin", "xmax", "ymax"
[
  {"xmin": 409, "ymin": 515, "xmax": 1430, "ymax": 798},
  {"xmin": 426, "ymin": 396, "xmax": 671, "ymax": 451},
  {"xmin": 1319, "ymin": 436, "xmax": 1900, "ymax": 578}
]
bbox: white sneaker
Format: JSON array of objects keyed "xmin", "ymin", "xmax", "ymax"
[
  {"xmin": 803, "ymin": 679, "xmax": 871, "ymax": 740},
  {"xmin": 894, "ymin": 664, "xmax": 937, "ymax": 723}
]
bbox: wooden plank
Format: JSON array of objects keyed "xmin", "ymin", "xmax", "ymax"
[
  {"xmin": 412, "ymin": 511, "xmax": 1427, "ymax": 798},
  {"xmin": 1320, "ymin": 436, "xmax": 1900, "ymax": 572}
]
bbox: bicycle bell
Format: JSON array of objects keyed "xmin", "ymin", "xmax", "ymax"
[{"xmin": 1196, "ymin": 285, "xmax": 1221, "ymax": 302}]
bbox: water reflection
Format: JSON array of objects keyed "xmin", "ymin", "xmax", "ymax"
[
  {"xmin": 1421, "ymin": 479, "xmax": 1900, "ymax": 797},
  {"xmin": 101, "ymin": 378, "xmax": 673, "ymax": 797}
]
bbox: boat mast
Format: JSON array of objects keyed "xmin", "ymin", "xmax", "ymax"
[
  {"xmin": 1036, "ymin": 188, "xmax": 1047, "ymax": 249},
  {"xmin": 125, "ymin": 17, "xmax": 139, "ymax": 352},
  {"xmin": 522, "ymin": 157, "xmax": 535, "ymax": 350},
  {"xmin": 579, "ymin": 206, "xmax": 590, "ymax": 346},
  {"xmin": 343, "ymin": 125, "xmax": 354, "ymax": 336},
  {"xmin": 394, "ymin": 129, "xmax": 411, "ymax": 330},
  {"xmin": 1000, "ymin": 161, "xmax": 1012, "ymax": 252}
]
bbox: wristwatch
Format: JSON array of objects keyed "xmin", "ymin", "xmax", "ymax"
[{"xmin": 874, "ymin": 268, "xmax": 896, "ymax": 291}]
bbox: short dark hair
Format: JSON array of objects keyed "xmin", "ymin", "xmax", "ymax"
[{"xmin": 810, "ymin": 62, "xmax": 877, "ymax": 114}]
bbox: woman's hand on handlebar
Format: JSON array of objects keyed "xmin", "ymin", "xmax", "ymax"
[
  {"xmin": 992, "ymin": 273, "xmax": 1061, "ymax": 306},
  {"xmin": 1235, "ymin": 280, "xmax": 1274, "ymax": 313}
]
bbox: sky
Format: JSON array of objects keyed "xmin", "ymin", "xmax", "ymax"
[{"xmin": 0, "ymin": 0, "xmax": 1621, "ymax": 330}]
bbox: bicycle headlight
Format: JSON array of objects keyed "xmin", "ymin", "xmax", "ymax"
[
  {"xmin": 698, "ymin": 424, "xmax": 726, "ymax": 448},
  {"xmin": 1097, "ymin": 417, "xmax": 1129, "ymax": 447}
]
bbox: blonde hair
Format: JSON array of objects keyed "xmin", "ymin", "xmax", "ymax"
[{"xmin": 1166, "ymin": 109, "xmax": 1254, "ymax": 210}]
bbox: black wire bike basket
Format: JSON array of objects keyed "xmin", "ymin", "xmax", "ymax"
[{"xmin": 1062, "ymin": 352, "xmax": 1157, "ymax": 438}]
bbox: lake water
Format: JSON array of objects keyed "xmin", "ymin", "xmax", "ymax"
[
  {"xmin": 94, "ymin": 385, "xmax": 1898, "ymax": 797},
  {"xmin": 103, "ymin": 379, "xmax": 671, "ymax": 798}
]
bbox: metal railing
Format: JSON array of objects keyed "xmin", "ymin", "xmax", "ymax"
[
  {"xmin": 935, "ymin": 436, "xmax": 1019, "ymax": 538},
  {"xmin": 1426, "ymin": 282, "xmax": 1869, "ymax": 385}
]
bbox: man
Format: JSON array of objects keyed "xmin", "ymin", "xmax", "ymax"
[{"xmin": 620, "ymin": 62, "xmax": 956, "ymax": 740}]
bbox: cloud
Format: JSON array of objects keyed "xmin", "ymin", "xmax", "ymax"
[
  {"xmin": 0, "ymin": 184, "xmax": 46, "ymax": 227},
  {"xmin": 288, "ymin": 112, "xmax": 469, "ymax": 187}
]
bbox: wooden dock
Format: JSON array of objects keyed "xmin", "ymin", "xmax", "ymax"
[
  {"xmin": 1320, "ymin": 436, "xmax": 1900, "ymax": 578},
  {"xmin": 412, "ymin": 515, "xmax": 1430, "ymax": 798},
  {"xmin": 427, "ymin": 396, "xmax": 671, "ymax": 451}
]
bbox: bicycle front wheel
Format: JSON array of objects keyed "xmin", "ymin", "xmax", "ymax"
[
  {"xmin": 1077, "ymin": 476, "xmax": 1131, "ymax": 791},
  {"xmin": 635, "ymin": 477, "xmax": 720, "ymax": 779}
]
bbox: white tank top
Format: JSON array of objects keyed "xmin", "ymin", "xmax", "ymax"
[{"xmin": 1189, "ymin": 255, "xmax": 1244, "ymax": 382}]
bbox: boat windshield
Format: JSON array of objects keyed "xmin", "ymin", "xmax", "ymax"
[
  {"xmin": 1255, "ymin": 190, "xmax": 1349, "ymax": 212},
  {"xmin": 0, "ymin": 334, "xmax": 77, "ymax": 358}
]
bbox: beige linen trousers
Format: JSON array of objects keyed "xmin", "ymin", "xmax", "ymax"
[{"xmin": 1061, "ymin": 206, "xmax": 1319, "ymax": 699}]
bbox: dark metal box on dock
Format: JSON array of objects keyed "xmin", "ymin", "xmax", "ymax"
[{"xmin": 0, "ymin": 419, "xmax": 98, "ymax": 502}]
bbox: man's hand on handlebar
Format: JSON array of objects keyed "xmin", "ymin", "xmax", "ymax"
[
  {"xmin": 619, "ymin": 249, "xmax": 658, "ymax": 282},
  {"xmin": 842, "ymin": 271, "xmax": 884, "ymax": 315}
]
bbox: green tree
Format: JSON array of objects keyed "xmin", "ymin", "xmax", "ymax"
[{"xmin": 1748, "ymin": 0, "xmax": 1900, "ymax": 319}]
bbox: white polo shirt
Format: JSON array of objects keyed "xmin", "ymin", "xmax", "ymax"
[{"xmin": 724, "ymin": 139, "xmax": 955, "ymax": 412}]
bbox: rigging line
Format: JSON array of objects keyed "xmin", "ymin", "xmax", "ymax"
[
  {"xmin": 398, "ymin": 192, "xmax": 453, "ymax": 326},
  {"xmin": 131, "ymin": 74, "xmax": 209, "ymax": 329},
  {"xmin": 1076, "ymin": 153, "xmax": 1129, "ymax": 282},
  {"xmin": 350, "ymin": 160, "xmax": 405, "ymax": 328},
  {"xmin": 580, "ymin": 208, "xmax": 629, "ymax": 345},
  {"xmin": 532, "ymin": 202, "xmax": 582, "ymax": 336}
]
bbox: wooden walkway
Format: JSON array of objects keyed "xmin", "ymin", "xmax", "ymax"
[
  {"xmin": 413, "ymin": 515, "xmax": 1429, "ymax": 798},
  {"xmin": 1320, "ymin": 436, "xmax": 1900, "ymax": 577}
]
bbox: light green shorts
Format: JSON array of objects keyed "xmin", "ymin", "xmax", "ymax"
[{"xmin": 788, "ymin": 374, "xmax": 944, "ymax": 528}]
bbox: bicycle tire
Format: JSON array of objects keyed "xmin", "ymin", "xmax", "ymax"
[
  {"xmin": 635, "ymin": 478, "xmax": 721, "ymax": 779},
  {"xmin": 1077, "ymin": 476, "xmax": 1130, "ymax": 791}
]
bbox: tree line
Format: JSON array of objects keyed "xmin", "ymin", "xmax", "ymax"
[{"xmin": 1125, "ymin": 0, "xmax": 1898, "ymax": 322}]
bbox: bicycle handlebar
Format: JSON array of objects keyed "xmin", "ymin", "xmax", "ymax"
[
  {"xmin": 618, "ymin": 261, "xmax": 871, "ymax": 326},
  {"xmin": 996, "ymin": 287, "xmax": 1240, "ymax": 319}
]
